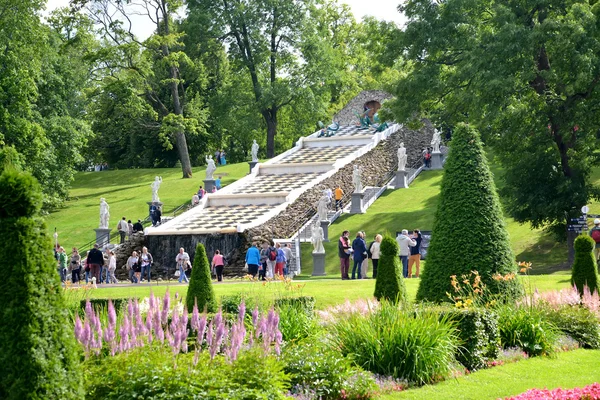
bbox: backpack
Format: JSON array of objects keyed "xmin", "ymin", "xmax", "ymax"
[
  {"xmin": 592, "ymin": 229, "xmax": 600, "ymax": 243},
  {"xmin": 268, "ymin": 247, "xmax": 277, "ymax": 261},
  {"xmin": 425, "ymin": 153, "xmax": 431, "ymax": 160}
]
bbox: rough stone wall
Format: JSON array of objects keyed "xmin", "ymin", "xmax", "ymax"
[
  {"xmin": 113, "ymin": 232, "xmax": 147, "ymax": 280},
  {"xmin": 334, "ymin": 90, "xmax": 395, "ymax": 125}
]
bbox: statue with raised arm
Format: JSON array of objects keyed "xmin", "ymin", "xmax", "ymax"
[
  {"xmin": 431, "ymin": 130, "xmax": 441, "ymax": 153},
  {"xmin": 352, "ymin": 165, "xmax": 362, "ymax": 193},
  {"xmin": 311, "ymin": 222, "xmax": 325, "ymax": 253},
  {"xmin": 205, "ymin": 155, "xmax": 216, "ymax": 180},
  {"xmin": 150, "ymin": 176, "xmax": 163, "ymax": 202},
  {"xmin": 317, "ymin": 191, "xmax": 330, "ymax": 221},
  {"xmin": 397, "ymin": 143, "xmax": 407, "ymax": 171},
  {"xmin": 251, "ymin": 140, "xmax": 259, "ymax": 162},
  {"xmin": 99, "ymin": 198, "xmax": 110, "ymax": 229}
]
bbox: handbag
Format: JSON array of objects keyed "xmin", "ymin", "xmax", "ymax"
[
  {"xmin": 174, "ymin": 270, "xmax": 181, "ymax": 277},
  {"xmin": 243, "ymin": 263, "xmax": 249, "ymax": 272}
]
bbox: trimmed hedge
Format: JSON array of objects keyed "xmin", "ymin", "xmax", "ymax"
[
  {"xmin": 186, "ymin": 243, "xmax": 216, "ymax": 312},
  {"xmin": 374, "ymin": 236, "xmax": 406, "ymax": 304},
  {"xmin": 417, "ymin": 124, "xmax": 522, "ymax": 303},
  {"xmin": 0, "ymin": 170, "xmax": 83, "ymax": 399},
  {"xmin": 80, "ymin": 298, "xmax": 131, "ymax": 313},
  {"xmin": 435, "ymin": 308, "xmax": 500, "ymax": 371},
  {"xmin": 571, "ymin": 235, "xmax": 599, "ymax": 295}
]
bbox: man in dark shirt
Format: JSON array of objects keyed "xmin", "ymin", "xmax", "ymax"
[
  {"xmin": 86, "ymin": 244, "xmax": 104, "ymax": 283},
  {"xmin": 408, "ymin": 229, "xmax": 423, "ymax": 278},
  {"xmin": 133, "ymin": 219, "xmax": 144, "ymax": 233},
  {"xmin": 338, "ymin": 230, "xmax": 351, "ymax": 280}
]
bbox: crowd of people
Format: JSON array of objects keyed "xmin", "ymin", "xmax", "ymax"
[
  {"xmin": 337, "ymin": 229, "xmax": 422, "ymax": 280},
  {"xmin": 192, "ymin": 176, "xmax": 223, "ymax": 206},
  {"xmin": 244, "ymin": 241, "xmax": 294, "ymax": 280}
]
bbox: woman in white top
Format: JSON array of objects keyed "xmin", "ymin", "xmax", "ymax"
[
  {"xmin": 370, "ymin": 234, "xmax": 382, "ymax": 278},
  {"xmin": 107, "ymin": 250, "xmax": 117, "ymax": 284},
  {"xmin": 126, "ymin": 251, "xmax": 139, "ymax": 283}
]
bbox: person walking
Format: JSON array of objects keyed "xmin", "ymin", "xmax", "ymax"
[
  {"xmin": 70, "ymin": 247, "xmax": 81, "ymax": 284},
  {"xmin": 408, "ymin": 229, "xmax": 423, "ymax": 278},
  {"xmin": 215, "ymin": 176, "xmax": 222, "ymax": 190},
  {"xmin": 360, "ymin": 231, "xmax": 369, "ymax": 279},
  {"xmin": 140, "ymin": 246, "xmax": 153, "ymax": 282},
  {"xmin": 396, "ymin": 230, "xmax": 416, "ymax": 278},
  {"xmin": 101, "ymin": 249, "xmax": 110, "ymax": 284},
  {"xmin": 266, "ymin": 242, "xmax": 277, "ymax": 279},
  {"xmin": 590, "ymin": 219, "xmax": 600, "ymax": 261},
  {"xmin": 57, "ymin": 246, "xmax": 67, "ymax": 283},
  {"xmin": 107, "ymin": 250, "xmax": 118, "ymax": 284},
  {"xmin": 126, "ymin": 251, "xmax": 139, "ymax": 283},
  {"xmin": 220, "ymin": 150, "xmax": 227, "ymax": 165},
  {"xmin": 338, "ymin": 230, "xmax": 351, "ymax": 280},
  {"xmin": 334, "ymin": 185, "xmax": 344, "ymax": 211},
  {"xmin": 274, "ymin": 243, "xmax": 286, "ymax": 277},
  {"xmin": 86, "ymin": 244, "xmax": 104, "ymax": 283},
  {"xmin": 369, "ymin": 234, "xmax": 382, "ymax": 278},
  {"xmin": 282, "ymin": 243, "xmax": 293, "ymax": 276},
  {"xmin": 259, "ymin": 242, "xmax": 269, "ymax": 281},
  {"xmin": 117, "ymin": 217, "xmax": 128, "ymax": 244},
  {"xmin": 127, "ymin": 220, "xmax": 134, "ymax": 240},
  {"xmin": 212, "ymin": 250, "xmax": 225, "ymax": 282},
  {"xmin": 175, "ymin": 248, "xmax": 190, "ymax": 283},
  {"xmin": 351, "ymin": 232, "xmax": 367, "ymax": 279},
  {"xmin": 245, "ymin": 243, "xmax": 261, "ymax": 278}
]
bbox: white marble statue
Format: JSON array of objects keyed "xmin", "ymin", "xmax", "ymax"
[
  {"xmin": 317, "ymin": 192, "xmax": 330, "ymax": 221},
  {"xmin": 397, "ymin": 142, "xmax": 407, "ymax": 171},
  {"xmin": 311, "ymin": 222, "xmax": 325, "ymax": 253},
  {"xmin": 150, "ymin": 176, "xmax": 163, "ymax": 202},
  {"xmin": 251, "ymin": 140, "xmax": 259, "ymax": 162},
  {"xmin": 352, "ymin": 165, "xmax": 362, "ymax": 193},
  {"xmin": 205, "ymin": 155, "xmax": 216, "ymax": 180},
  {"xmin": 99, "ymin": 198, "xmax": 110, "ymax": 229},
  {"xmin": 431, "ymin": 130, "xmax": 441, "ymax": 153}
]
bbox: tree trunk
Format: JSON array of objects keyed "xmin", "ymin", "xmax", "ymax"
[{"xmin": 262, "ymin": 108, "xmax": 277, "ymax": 158}]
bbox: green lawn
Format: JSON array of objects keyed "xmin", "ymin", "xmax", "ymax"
[
  {"xmin": 384, "ymin": 349, "xmax": 600, "ymax": 400},
  {"xmin": 300, "ymin": 170, "xmax": 567, "ymax": 276},
  {"xmin": 66, "ymin": 273, "xmax": 571, "ymax": 310},
  {"xmin": 45, "ymin": 162, "xmax": 249, "ymax": 249}
]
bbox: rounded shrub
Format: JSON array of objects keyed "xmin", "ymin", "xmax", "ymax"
[
  {"xmin": 417, "ymin": 123, "xmax": 522, "ymax": 303},
  {"xmin": 571, "ymin": 235, "xmax": 599, "ymax": 295},
  {"xmin": 0, "ymin": 170, "xmax": 82, "ymax": 399},
  {"xmin": 498, "ymin": 305, "xmax": 558, "ymax": 357},
  {"xmin": 374, "ymin": 235, "xmax": 407, "ymax": 304},
  {"xmin": 186, "ymin": 243, "xmax": 216, "ymax": 312}
]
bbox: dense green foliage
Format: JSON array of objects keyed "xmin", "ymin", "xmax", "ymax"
[
  {"xmin": 436, "ymin": 308, "xmax": 500, "ymax": 371},
  {"xmin": 283, "ymin": 340, "xmax": 379, "ymax": 399},
  {"xmin": 79, "ymin": 298, "xmax": 132, "ymax": 313},
  {"xmin": 374, "ymin": 236, "xmax": 407, "ymax": 303},
  {"xmin": 85, "ymin": 348, "xmax": 289, "ymax": 399},
  {"xmin": 541, "ymin": 305, "xmax": 600, "ymax": 349},
  {"xmin": 276, "ymin": 301, "xmax": 318, "ymax": 343},
  {"xmin": 389, "ymin": 0, "xmax": 600, "ymax": 229},
  {"xmin": 186, "ymin": 243, "xmax": 216, "ymax": 312},
  {"xmin": 0, "ymin": 170, "xmax": 82, "ymax": 399},
  {"xmin": 330, "ymin": 301, "xmax": 459, "ymax": 384},
  {"xmin": 498, "ymin": 306, "xmax": 558, "ymax": 357},
  {"xmin": 571, "ymin": 235, "xmax": 600, "ymax": 295},
  {"xmin": 417, "ymin": 124, "xmax": 522, "ymax": 303}
]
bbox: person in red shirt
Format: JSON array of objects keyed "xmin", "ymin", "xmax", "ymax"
[{"xmin": 211, "ymin": 250, "xmax": 225, "ymax": 282}]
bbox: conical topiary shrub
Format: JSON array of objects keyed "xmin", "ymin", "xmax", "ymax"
[
  {"xmin": 417, "ymin": 123, "xmax": 522, "ymax": 303},
  {"xmin": 186, "ymin": 243, "xmax": 216, "ymax": 312},
  {"xmin": 0, "ymin": 169, "xmax": 82, "ymax": 399},
  {"xmin": 374, "ymin": 236, "xmax": 407, "ymax": 304},
  {"xmin": 571, "ymin": 235, "xmax": 600, "ymax": 295}
]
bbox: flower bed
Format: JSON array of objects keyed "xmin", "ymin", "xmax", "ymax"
[{"xmin": 507, "ymin": 382, "xmax": 600, "ymax": 399}]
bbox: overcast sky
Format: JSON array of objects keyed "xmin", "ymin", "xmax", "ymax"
[{"xmin": 45, "ymin": 0, "xmax": 405, "ymax": 39}]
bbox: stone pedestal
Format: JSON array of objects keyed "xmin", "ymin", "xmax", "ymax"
[
  {"xmin": 320, "ymin": 220, "xmax": 330, "ymax": 242},
  {"xmin": 350, "ymin": 192, "xmax": 364, "ymax": 214},
  {"xmin": 94, "ymin": 228, "xmax": 111, "ymax": 247},
  {"xmin": 203, "ymin": 179, "xmax": 216, "ymax": 193},
  {"xmin": 312, "ymin": 252, "xmax": 326, "ymax": 276},
  {"xmin": 395, "ymin": 170, "xmax": 408, "ymax": 189},
  {"xmin": 248, "ymin": 161, "xmax": 258, "ymax": 174},
  {"xmin": 430, "ymin": 151, "xmax": 443, "ymax": 170}
]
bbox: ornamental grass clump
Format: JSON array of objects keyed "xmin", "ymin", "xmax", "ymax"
[
  {"xmin": 329, "ymin": 301, "xmax": 459, "ymax": 385},
  {"xmin": 0, "ymin": 169, "xmax": 83, "ymax": 399}
]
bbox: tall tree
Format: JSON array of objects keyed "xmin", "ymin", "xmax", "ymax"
[
  {"xmin": 388, "ymin": 0, "xmax": 600, "ymax": 234},
  {"xmin": 80, "ymin": 0, "xmax": 206, "ymax": 177}
]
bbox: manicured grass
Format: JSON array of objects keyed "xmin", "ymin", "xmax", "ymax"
[
  {"xmin": 383, "ymin": 349, "xmax": 600, "ymax": 400},
  {"xmin": 65, "ymin": 273, "xmax": 571, "ymax": 310},
  {"xmin": 45, "ymin": 162, "xmax": 249, "ymax": 249},
  {"xmin": 300, "ymin": 170, "xmax": 568, "ymax": 276}
]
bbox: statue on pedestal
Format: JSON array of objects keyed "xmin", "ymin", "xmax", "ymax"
[
  {"xmin": 431, "ymin": 130, "xmax": 441, "ymax": 153},
  {"xmin": 317, "ymin": 191, "xmax": 330, "ymax": 221},
  {"xmin": 251, "ymin": 140, "xmax": 259, "ymax": 162},
  {"xmin": 205, "ymin": 155, "xmax": 216, "ymax": 180},
  {"xmin": 311, "ymin": 222, "xmax": 325, "ymax": 253},
  {"xmin": 99, "ymin": 198, "xmax": 110, "ymax": 229},
  {"xmin": 150, "ymin": 176, "xmax": 162, "ymax": 202},
  {"xmin": 352, "ymin": 165, "xmax": 362, "ymax": 193},
  {"xmin": 397, "ymin": 143, "xmax": 407, "ymax": 171}
]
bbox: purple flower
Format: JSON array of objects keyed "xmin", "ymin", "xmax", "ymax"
[
  {"xmin": 107, "ymin": 300, "xmax": 117, "ymax": 328},
  {"xmin": 191, "ymin": 300, "xmax": 200, "ymax": 332},
  {"xmin": 252, "ymin": 306, "xmax": 259, "ymax": 328},
  {"xmin": 74, "ymin": 315, "xmax": 83, "ymax": 343},
  {"xmin": 161, "ymin": 290, "xmax": 170, "ymax": 323},
  {"xmin": 238, "ymin": 300, "xmax": 246, "ymax": 324}
]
